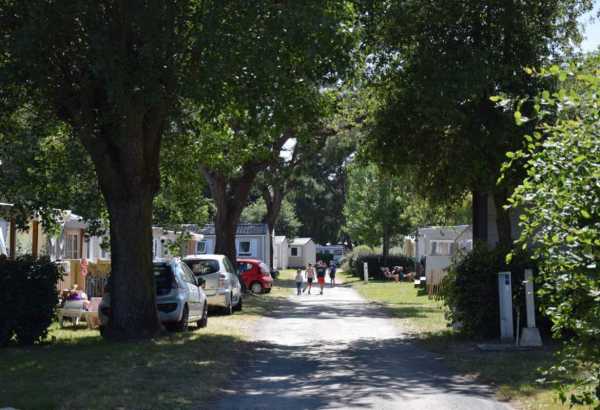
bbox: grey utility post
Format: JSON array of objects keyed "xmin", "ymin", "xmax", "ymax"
[
  {"xmin": 363, "ymin": 262, "xmax": 369, "ymax": 283},
  {"xmin": 498, "ymin": 272, "xmax": 514, "ymax": 343},
  {"xmin": 519, "ymin": 269, "xmax": 543, "ymax": 346}
]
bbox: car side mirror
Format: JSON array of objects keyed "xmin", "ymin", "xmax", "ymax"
[{"xmin": 198, "ymin": 277, "xmax": 206, "ymax": 288}]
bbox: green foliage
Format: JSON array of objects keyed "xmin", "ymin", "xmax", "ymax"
[
  {"xmin": 503, "ymin": 55, "xmax": 600, "ymax": 406},
  {"xmin": 339, "ymin": 244, "xmax": 374, "ymax": 272},
  {"xmin": 439, "ymin": 244, "xmax": 537, "ymax": 339},
  {"xmin": 0, "ymin": 256, "xmax": 62, "ymax": 346},
  {"xmin": 153, "ymin": 132, "xmax": 211, "ymax": 228},
  {"xmin": 362, "ymin": 0, "xmax": 592, "ymax": 206},
  {"xmin": 316, "ymin": 252, "xmax": 334, "ymax": 265},
  {"xmin": 0, "ymin": 107, "xmax": 104, "ymax": 230},
  {"xmin": 240, "ymin": 197, "xmax": 301, "ymax": 238},
  {"xmin": 293, "ymin": 132, "xmax": 358, "ymax": 244},
  {"xmin": 343, "ymin": 162, "xmax": 411, "ymax": 247}
]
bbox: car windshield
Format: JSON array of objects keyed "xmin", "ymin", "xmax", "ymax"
[
  {"xmin": 153, "ymin": 264, "xmax": 174, "ymax": 295},
  {"xmin": 184, "ymin": 259, "xmax": 219, "ymax": 276}
]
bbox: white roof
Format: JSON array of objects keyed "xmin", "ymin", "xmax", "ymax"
[
  {"xmin": 274, "ymin": 236, "xmax": 287, "ymax": 244},
  {"xmin": 289, "ymin": 237, "xmax": 313, "ymax": 246}
]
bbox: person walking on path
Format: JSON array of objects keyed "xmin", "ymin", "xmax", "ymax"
[
  {"xmin": 316, "ymin": 260, "xmax": 326, "ymax": 295},
  {"xmin": 295, "ymin": 269, "xmax": 304, "ymax": 296},
  {"xmin": 303, "ymin": 264, "xmax": 315, "ymax": 294},
  {"xmin": 329, "ymin": 260, "xmax": 337, "ymax": 288}
]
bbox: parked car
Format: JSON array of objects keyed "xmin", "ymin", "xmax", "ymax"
[
  {"xmin": 98, "ymin": 259, "xmax": 208, "ymax": 334},
  {"xmin": 183, "ymin": 254, "xmax": 242, "ymax": 314},
  {"xmin": 236, "ymin": 259, "xmax": 273, "ymax": 294}
]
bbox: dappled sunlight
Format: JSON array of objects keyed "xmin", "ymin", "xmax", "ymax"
[{"xmin": 217, "ymin": 338, "xmax": 504, "ymax": 409}]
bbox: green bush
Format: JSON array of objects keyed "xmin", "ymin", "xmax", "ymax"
[
  {"xmin": 0, "ymin": 255, "xmax": 62, "ymax": 346},
  {"xmin": 340, "ymin": 245, "xmax": 373, "ymax": 272},
  {"xmin": 351, "ymin": 254, "xmax": 415, "ymax": 279},
  {"xmin": 439, "ymin": 243, "xmax": 543, "ymax": 339},
  {"xmin": 316, "ymin": 252, "xmax": 334, "ymax": 265}
]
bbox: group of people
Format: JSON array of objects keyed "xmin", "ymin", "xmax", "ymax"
[
  {"xmin": 381, "ymin": 266, "xmax": 414, "ymax": 282},
  {"xmin": 295, "ymin": 260, "xmax": 337, "ymax": 295}
]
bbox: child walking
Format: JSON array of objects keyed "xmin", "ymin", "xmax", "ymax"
[
  {"xmin": 303, "ymin": 264, "xmax": 315, "ymax": 294},
  {"xmin": 295, "ymin": 269, "xmax": 304, "ymax": 295},
  {"xmin": 316, "ymin": 260, "xmax": 326, "ymax": 295}
]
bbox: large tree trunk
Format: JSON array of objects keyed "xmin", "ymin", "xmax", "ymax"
[
  {"xmin": 493, "ymin": 189, "xmax": 513, "ymax": 248},
  {"xmin": 472, "ymin": 190, "xmax": 488, "ymax": 247},
  {"xmin": 82, "ymin": 123, "xmax": 163, "ymax": 341},
  {"xmin": 104, "ymin": 190, "xmax": 160, "ymax": 340},
  {"xmin": 203, "ymin": 169, "xmax": 257, "ymax": 265}
]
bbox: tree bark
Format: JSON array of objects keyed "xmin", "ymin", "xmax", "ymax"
[
  {"xmin": 103, "ymin": 190, "xmax": 160, "ymax": 340},
  {"xmin": 80, "ymin": 122, "xmax": 164, "ymax": 341},
  {"xmin": 203, "ymin": 168, "xmax": 257, "ymax": 265},
  {"xmin": 493, "ymin": 189, "xmax": 513, "ymax": 248},
  {"xmin": 472, "ymin": 190, "xmax": 488, "ymax": 247}
]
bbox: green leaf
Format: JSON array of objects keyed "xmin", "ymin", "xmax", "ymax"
[{"xmin": 580, "ymin": 210, "xmax": 591, "ymax": 219}]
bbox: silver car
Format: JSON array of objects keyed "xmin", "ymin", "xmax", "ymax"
[
  {"xmin": 98, "ymin": 259, "xmax": 208, "ymax": 333},
  {"xmin": 183, "ymin": 254, "xmax": 242, "ymax": 315}
]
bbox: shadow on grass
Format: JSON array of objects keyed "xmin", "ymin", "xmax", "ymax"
[
  {"xmin": 406, "ymin": 330, "xmax": 562, "ymax": 402},
  {"xmin": 0, "ymin": 330, "xmax": 251, "ymax": 410}
]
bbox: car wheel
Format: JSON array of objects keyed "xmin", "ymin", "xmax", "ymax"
[
  {"xmin": 197, "ymin": 303, "xmax": 208, "ymax": 328},
  {"xmin": 174, "ymin": 305, "xmax": 189, "ymax": 332},
  {"xmin": 250, "ymin": 281, "xmax": 263, "ymax": 294},
  {"xmin": 233, "ymin": 295, "xmax": 243, "ymax": 312},
  {"xmin": 223, "ymin": 295, "xmax": 233, "ymax": 315},
  {"xmin": 265, "ymin": 288, "xmax": 271, "ymax": 294}
]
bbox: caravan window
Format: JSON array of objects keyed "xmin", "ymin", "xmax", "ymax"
[
  {"xmin": 196, "ymin": 241, "xmax": 207, "ymax": 254},
  {"xmin": 65, "ymin": 232, "xmax": 79, "ymax": 259},
  {"xmin": 239, "ymin": 241, "xmax": 251, "ymax": 256},
  {"xmin": 430, "ymin": 240, "xmax": 453, "ymax": 256}
]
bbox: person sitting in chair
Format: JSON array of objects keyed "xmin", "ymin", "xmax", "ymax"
[{"xmin": 382, "ymin": 267, "xmax": 400, "ymax": 282}]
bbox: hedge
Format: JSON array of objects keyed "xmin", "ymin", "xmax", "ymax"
[
  {"xmin": 439, "ymin": 243, "xmax": 549, "ymax": 339},
  {"xmin": 0, "ymin": 255, "xmax": 62, "ymax": 346},
  {"xmin": 350, "ymin": 254, "xmax": 416, "ymax": 279}
]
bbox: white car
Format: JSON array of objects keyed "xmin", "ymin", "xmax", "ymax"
[
  {"xmin": 183, "ymin": 254, "xmax": 242, "ymax": 315},
  {"xmin": 99, "ymin": 259, "xmax": 208, "ymax": 333}
]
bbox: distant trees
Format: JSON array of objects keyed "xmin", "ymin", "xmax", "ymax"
[{"xmin": 343, "ymin": 162, "xmax": 411, "ymax": 261}]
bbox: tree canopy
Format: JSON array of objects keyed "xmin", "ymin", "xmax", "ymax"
[{"xmin": 362, "ymin": 0, "xmax": 593, "ymax": 244}]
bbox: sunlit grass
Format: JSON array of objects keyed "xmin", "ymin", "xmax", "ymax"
[{"xmin": 338, "ymin": 271, "xmax": 448, "ymax": 335}]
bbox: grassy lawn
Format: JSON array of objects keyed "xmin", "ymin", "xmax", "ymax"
[
  {"xmin": 338, "ymin": 271, "xmax": 589, "ymax": 410},
  {"xmin": 0, "ymin": 271, "xmax": 297, "ymax": 410}
]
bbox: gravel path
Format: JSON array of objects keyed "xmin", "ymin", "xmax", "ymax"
[{"xmin": 215, "ymin": 283, "xmax": 511, "ymax": 410}]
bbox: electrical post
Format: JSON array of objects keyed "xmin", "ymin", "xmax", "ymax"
[
  {"xmin": 498, "ymin": 272, "xmax": 514, "ymax": 343},
  {"xmin": 519, "ymin": 269, "xmax": 543, "ymax": 346}
]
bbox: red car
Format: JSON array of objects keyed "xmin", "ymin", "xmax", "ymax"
[{"xmin": 237, "ymin": 259, "xmax": 273, "ymax": 294}]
